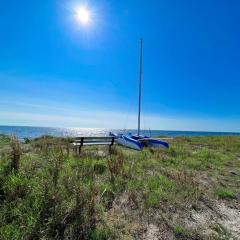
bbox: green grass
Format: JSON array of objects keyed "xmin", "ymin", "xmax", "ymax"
[
  {"xmin": 0, "ymin": 134, "xmax": 10, "ymax": 146},
  {"xmin": 90, "ymin": 226, "xmax": 116, "ymax": 240},
  {"xmin": 173, "ymin": 225, "xmax": 188, "ymax": 238},
  {"xmin": 0, "ymin": 134, "xmax": 239, "ymax": 239},
  {"xmin": 215, "ymin": 188, "xmax": 236, "ymax": 199}
]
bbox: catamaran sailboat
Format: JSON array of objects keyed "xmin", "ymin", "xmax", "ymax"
[{"xmin": 110, "ymin": 39, "xmax": 169, "ymax": 151}]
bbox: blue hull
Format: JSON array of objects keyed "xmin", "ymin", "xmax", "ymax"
[
  {"xmin": 109, "ymin": 132, "xmax": 169, "ymax": 151},
  {"xmin": 110, "ymin": 132, "xmax": 142, "ymax": 151},
  {"xmin": 143, "ymin": 139, "xmax": 169, "ymax": 149}
]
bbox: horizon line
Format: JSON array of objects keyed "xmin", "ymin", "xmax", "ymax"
[{"xmin": 0, "ymin": 124, "xmax": 240, "ymax": 134}]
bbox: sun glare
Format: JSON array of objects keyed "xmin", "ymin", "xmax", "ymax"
[{"xmin": 75, "ymin": 6, "xmax": 91, "ymax": 25}]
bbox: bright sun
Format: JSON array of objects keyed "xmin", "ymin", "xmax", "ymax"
[{"xmin": 75, "ymin": 6, "xmax": 91, "ymax": 25}]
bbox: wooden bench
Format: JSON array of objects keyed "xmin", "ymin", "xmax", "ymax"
[{"xmin": 72, "ymin": 137, "xmax": 115, "ymax": 154}]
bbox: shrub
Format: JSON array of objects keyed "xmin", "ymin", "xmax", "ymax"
[
  {"xmin": 0, "ymin": 134, "xmax": 11, "ymax": 145},
  {"xmin": 216, "ymin": 188, "xmax": 235, "ymax": 199},
  {"xmin": 24, "ymin": 138, "xmax": 31, "ymax": 144},
  {"xmin": 94, "ymin": 162, "xmax": 106, "ymax": 175},
  {"xmin": 10, "ymin": 136, "xmax": 22, "ymax": 173},
  {"xmin": 3, "ymin": 174, "xmax": 29, "ymax": 201},
  {"xmin": 173, "ymin": 225, "xmax": 189, "ymax": 238},
  {"xmin": 90, "ymin": 226, "xmax": 116, "ymax": 240},
  {"xmin": 145, "ymin": 191, "xmax": 161, "ymax": 207}
]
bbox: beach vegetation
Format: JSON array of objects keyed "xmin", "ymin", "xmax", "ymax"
[
  {"xmin": 215, "ymin": 188, "xmax": 236, "ymax": 199},
  {"xmin": 0, "ymin": 135, "xmax": 239, "ymax": 239}
]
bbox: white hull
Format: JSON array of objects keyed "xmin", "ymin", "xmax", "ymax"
[
  {"xmin": 139, "ymin": 138, "xmax": 169, "ymax": 149},
  {"xmin": 116, "ymin": 135, "xmax": 142, "ymax": 151},
  {"xmin": 146, "ymin": 142, "xmax": 168, "ymax": 149}
]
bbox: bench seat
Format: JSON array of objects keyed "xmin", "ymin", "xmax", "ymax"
[
  {"xmin": 72, "ymin": 136, "xmax": 115, "ymax": 154},
  {"xmin": 73, "ymin": 142, "xmax": 114, "ymax": 146}
]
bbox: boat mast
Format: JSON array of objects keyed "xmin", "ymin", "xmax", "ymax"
[{"xmin": 138, "ymin": 38, "xmax": 143, "ymax": 136}]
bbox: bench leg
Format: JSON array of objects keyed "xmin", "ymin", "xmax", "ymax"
[
  {"xmin": 109, "ymin": 145, "xmax": 112, "ymax": 155},
  {"xmin": 78, "ymin": 146, "xmax": 82, "ymax": 155}
]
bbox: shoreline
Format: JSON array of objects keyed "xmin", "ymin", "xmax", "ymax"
[{"xmin": 1, "ymin": 125, "xmax": 240, "ymax": 141}]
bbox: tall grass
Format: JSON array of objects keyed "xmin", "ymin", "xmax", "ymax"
[
  {"xmin": 10, "ymin": 135, "xmax": 21, "ymax": 173},
  {"xmin": 0, "ymin": 135, "xmax": 239, "ymax": 239}
]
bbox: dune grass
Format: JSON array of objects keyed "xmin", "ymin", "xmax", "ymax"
[
  {"xmin": 0, "ymin": 135, "xmax": 239, "ymax": 239},
  {"xmin": 0, "ymin": 134, "xmax": 10, "ymax": 146}
]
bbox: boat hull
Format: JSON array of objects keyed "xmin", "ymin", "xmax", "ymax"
[
  {"xmin": 109, "ymin": 132, "xmax": 169, "ymax": 150},
  {"xmin": 109, "ymin": 132, "xmax": 142, "ymax": 151},
  {"xmin": 145, "ymin": 139, "xmax": 169, "ymax": 149},
  {"xmin": 117, "ymin": 135, "xmax": 142, "ymax": 151}
]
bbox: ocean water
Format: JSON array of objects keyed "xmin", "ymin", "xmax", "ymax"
[{"xmin": 0, "ymin": 126, "xmax": 240, "ymax": 140}]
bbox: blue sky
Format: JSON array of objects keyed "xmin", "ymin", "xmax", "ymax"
[{"xmin": 0, "ymin": 0, "xmax": 240, "ymax": 132}]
